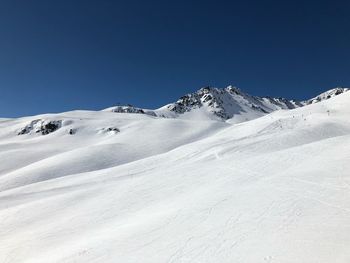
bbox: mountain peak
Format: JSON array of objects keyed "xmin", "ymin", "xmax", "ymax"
[{"xmin": 162, "ymin": 85, "xmax": 299, "ymax": 121}]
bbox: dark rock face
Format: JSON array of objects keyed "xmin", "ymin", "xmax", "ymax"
[
  {"xmin": 18, "ymin": 120, "xmax": 62, "ymax": 136},
  {"xmin": 18, "ymin": 126, "xmax": 33, "ymax": 135},
  {"xmin": 18, "ymin": 119, "xmax": 41, "ymax": 135},
  {"xmin": 99, "ymin": 127, "xmax": 120, "ymax": 134},
  {"xmin": 167, "ymin": 93, "xmax": 202, "ymax": 114},
  {"xmin": 37, "ymin": 121, "xmax": 61, "ymax": 135},
  {"xmin": 109, "ymin": 105, "xmax": 156, "ymax": 116},
  {"xmin": 106, "ymin": 127, "xmax": 120, "ymax": 133},
  {"xmin": 111, "ymin": 105, "xmax": 145, "ymax": 114}
]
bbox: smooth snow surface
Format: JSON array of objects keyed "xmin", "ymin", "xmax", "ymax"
[{"xmin": 1, "ymin": 93, "xmax": 350, "ymax": 262}]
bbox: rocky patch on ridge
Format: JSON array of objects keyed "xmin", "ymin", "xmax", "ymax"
[
  {"xmin": 18, "ymin": 120, "xmax": 62, "ymax": 135},
  {"xmin": 104, "ymin": 105, "xmax": 156, "ymax": 116}
]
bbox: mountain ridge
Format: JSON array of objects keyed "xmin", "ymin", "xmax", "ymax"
[{"xmin": 104, "ymin": 86, "xmax": 349, "ymax": 122}]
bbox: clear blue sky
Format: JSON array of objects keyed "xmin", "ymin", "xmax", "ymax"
[{"xmin": 1, "ymin": 0, "xmax": 350, "ymax": 117}]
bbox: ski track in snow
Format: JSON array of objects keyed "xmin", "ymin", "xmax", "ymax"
[{"xmin": 0, "ymin": 92, "xmax": 350, "ymax": 262}]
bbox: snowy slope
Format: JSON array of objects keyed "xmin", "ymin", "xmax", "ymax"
[
  {"xmin": 1, "ymin": 92, "xmax": 350, "ymax": 262},
  {"xmin": 0, "ymin": 111, "xmax": 227, "ymax": 191}
]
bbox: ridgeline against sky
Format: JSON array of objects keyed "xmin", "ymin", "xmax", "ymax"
[{"xmin": 0, "ymin": 0, "xmax": 349, "ymax": 117}]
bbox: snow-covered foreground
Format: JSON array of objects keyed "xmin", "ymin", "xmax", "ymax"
[{"xmin": 1, "ymin": 93, "xmax": 350, "ymax": 262}]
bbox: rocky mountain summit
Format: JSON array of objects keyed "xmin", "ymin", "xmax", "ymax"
[{"xmin": 164, "ymin": 86, "xmax": 302, "ymax": 120}]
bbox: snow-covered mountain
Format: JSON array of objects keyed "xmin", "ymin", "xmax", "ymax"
[
  {"xmin": 104, "ymin": 86, "xmax": 304, "ymax": 122},
  {"xmin": 104, "ymin": 86, "xmax": 347, "ymax": 123},
  {"xmin": 1, "ymin": 88, "xmax": 350, "ymax": 263},
  {"xmin": 157, "ymin": 86, "xmax": 302, "ymax": 121},
  {"xmin": 305, "ymin": 87, "xmax": 349, "ymax": 104}
]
